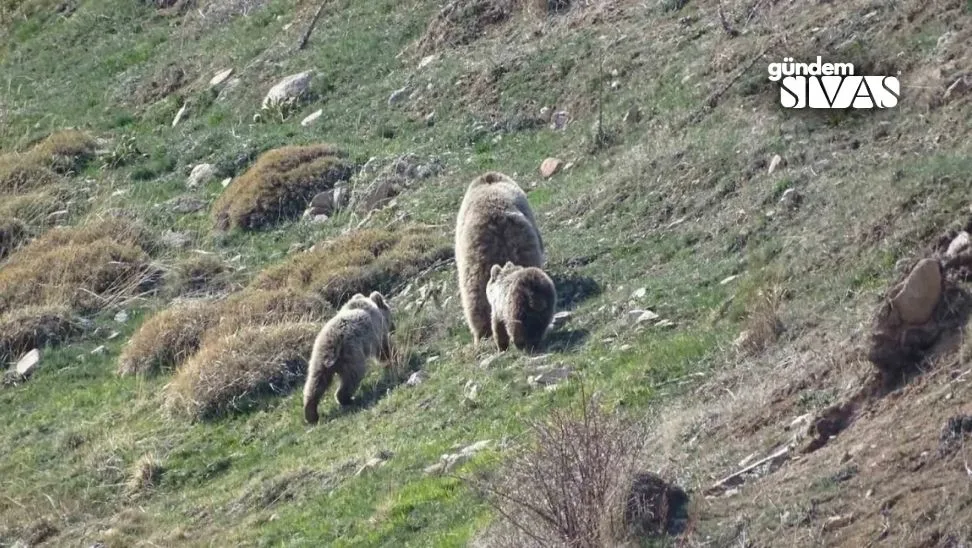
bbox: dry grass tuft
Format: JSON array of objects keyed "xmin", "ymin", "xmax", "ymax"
[
  {"xmin": 163, "ymin": 253, "xmax": 238, "ymax": 298},
  {"xmin": 0, "ymin": 305, "xmax": 83, "ymax": 364},
  {"xmin": 737, "ymin": 282, "xmax": 786, "ymax": 355},
  {"xmin": 0, "ymin": 189, "xmax": 64, "ymax": 225},
  {"xmin": 253, "ymin": 226, "xmax": 453, "ymax": 306},
  {"xmin": 472, "ymin": 394, "xmax": 650, "ymax": 547},
  {"xmin": 126, "ymin": 453, "xmax": 164, "ymax": 496},
  {"xmin": 211, "ymin": 144, "xmax": 353, "ymax": 231},
  {"xmin": 0, "ymin": 129, "xmax": 96, "ymax": 194},
  {"xmin": 117, "ymin": 300, "xmax": 221, "ymax": 376},
  {"xmin": 118, "ymin": 288, "xmax": 331, "ymax": 376},
  {"xmin": 0, "ymin": 217, "xmax": 159, "ymax": 314},
  {"xmin": 163, "ymin": 322, "xmax": 319, "ymax": 420},
  {"xmin": 0, "ymin": 218, "xmax": 28, "ymax": 261}
]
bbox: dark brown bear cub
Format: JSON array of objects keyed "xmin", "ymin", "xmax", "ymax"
[{"xmin": 486, "ymin": 261, "xmax": 556, "ymax": 351}]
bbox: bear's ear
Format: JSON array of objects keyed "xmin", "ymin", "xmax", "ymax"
[
  {"xmin": 369, "ymin": 291, "xmax": 388, "ymax": 310},
  {"xmin": 504, "ymin": 261, "xmax": 514, "ymax": 269},
  {"xmin": 490, "ymin": 264, "xmax": 501, "ymax": 279}
]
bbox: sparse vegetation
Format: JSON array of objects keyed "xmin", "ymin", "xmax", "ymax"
[
  {"xmin": 0, "ymin": 305, "xmax": 82, "ymax": 363},
  {"xmin": 211, "ymin": 144, "xmax": 354, "ymax": 231}
]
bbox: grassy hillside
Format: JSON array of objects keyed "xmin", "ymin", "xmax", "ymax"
[{"xmin": 2, "ymin": 0, "xmax": 972, "ymax": 546}]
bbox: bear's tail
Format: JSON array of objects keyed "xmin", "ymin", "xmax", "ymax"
[{"xmin": 303, "ymin": 357, "xmax": 336, "ymax": 425}]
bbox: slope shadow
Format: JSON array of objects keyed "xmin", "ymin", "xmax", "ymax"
[
  {"xmin": 320, "ymin": 352, "xmax": 424, "ymax": 422},
  {"xmin": 538, "ymin": 327, "xmax": 590, "ymax": 354},
  {"xmin": 549, "ymin": 271, "xmax": 602, "ymax": 311}
]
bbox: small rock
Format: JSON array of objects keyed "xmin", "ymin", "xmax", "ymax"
[
  {"xmin": 768, "ymin": 154, "xmax": 783, "ymax": 175},
  {"xmin": 459, "ymin": 440, "xmax": 492, "ymax": 457},
  {"xmin": 539, "ymin": 106, "xmax": 552, "ymax": 121},
  {"xmin": 733, "ymin": 330, "xmax": 753, "ymax": 348},
  {"xmin": 187, "ymin": 163, "xmax": 216, "ymax": 189},
  {"xmin": 301, "ymin": 109, "xmax": 323, "ymax": 127},
  {"xmin": 309, "ymin": 190, "xmax": 338, "ymax": 215},
  {"xmin": 423, "ymin": 462, "xmax": 446, "ymax": 475},
  {"xmin": 15, "ymin": 349, "xmax": 40, "ymax": 376},
  {"xmin": 619, "ymin": 344, "xmax": 632, "ymax": 351},
  {"xmin": 171, "ymin": 104, "xmax": 187, "ymax": 127},
  {"xmin": 114, "ymin": 310, "xmax": 129, "ymax": 323},
  {"xmin": 629, "ymin": 309, "xmax": 659, "ymax": 324},
  {"xmin": 356, "ymin": 454, "xmax": 390, "ymax": 476},
  {"xmin": 107, "ymin": 331, "xmax": 120, "ymax": 341},
  {"xmin": 262, "ymin": 71, "xmax": 313, "ymax": 109},
  {"xmin": 630, "ymin": 287, "xmax": 647, "ymax": 300},
  {"xmin": 946, "ymin": 231, "xmax": 970, "ymax": 258},
  {"xmin": 479, "ymin": 355, "xmax": 499, "ymax": 368},
  {"xmin": 90, "ymin": 345, "xmax": 107, "ymax": 356},
  {"xmin": 655, "ymin": 319, "xmax": 675, "ymax": 328},
  {"xmin": 552, "ymin": 110, "xmax": 569, "ymax": 130},
  {"xmin": 552, "ymin": 310, "xmax": 572, "ymax": 328},
  {"xmin": 310, "ymin": 214, "xmax": 329, "ymax": 224},
  {"xmin": 209, "ymin": 68, "xmax": 234, "ymax": 87},
  {"xmin": 47, "ymin": 210, "xmax": 69, "ymax": 221},
  {"xmin": 539, "ymin": 158, "xmax": 563, "ymax": 178},
  {"xmin": 779, "ymin": 188, "xmax": 801, "ymax": 209},
  {"xmin": 623, "ymin": 106, "xmax": 642, "ymax": 124},
  {"xmin": 418, "ymin": 54, "xmax": 437, "ymax": 69},
  {"xmin": 822, "ymin": 514, "xmax": 854, "ymax": 532},
  {"xmin": 463, "ymin": 380, "xmax": 479, "ymax": 403},
  {"xmin": 166, "ymin": 195, "xmax": 208, "ymax": 214},
  {"xmin": 160, "ymin": 230, "xmax": 192, "ymax": 249},
  {"xmin": 220, "ymin": 177, "xmax": 232, "ymax": 188},
  {"xmin": 719, "ymin": 275, "xmax": 739, "ymax": 285},
  {"xmin": 388, "ymin": 86, "xmax": 409, "ymax": 105},
  {"xmin": 528, "ymin": 367, "xmax": 572, "ymax": 388},
  {"xmin": 406, "ymin": 371, "xmax": 425, "ymax": 387},
  {"xmin": 424, "ymin": 111, "xmax": 436, "ymax": 126},
  {"xmin": 891, "ymin": 258, "xmax": 942, "ymax": 324}
]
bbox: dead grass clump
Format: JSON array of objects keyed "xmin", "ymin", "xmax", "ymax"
[
  {"xmin": 117, "ymin": 300, "xmax": 222, "ymax": 376},
  {"xmin": 473, "ymin": 395, "xmax": 654, "ymax": 547},
  {"xmin": 0, "ymin": 218, "xmax": 28, "ymax": 261},
  {"xmin": 0, "ymin": 218, "xmax": 159, "ymax": 314},
  {"xmin": 211, "ymin": 144, "xmax": 353, "ymax": 231},
  {"xmin": 126, "ymin": 453, "xmax": 164, "ymax": 496},
  {"xmin": 0, "ymin": 189, "xmax": 64, "ymax": 225},
  {"xmin": 0, "ymin": 160, "xmax": 59, "ymax": 194},
  {"xmin": 416, "ymin": 0, "xmax": 516, "ymax": 55},
  {"xmin": 163, "ymin": 322, "xmax": 319, "ymax": 420},
  {"xmin": 28, "ymin": 129, "xmax": 97, "ymax": 174},
  {"xmin": 118, "ymin": 288, "xmax": 331, "ymax": 376},
  {"xmin": 164, "ymin": 253, "xmax": 238, "ymax": 297},
  {"xmin": 0, "ymin": 305, "xmax": 83, "ymax": 364},
  {"xmin": 253, "ymin": 227, "xmax": 453, "ymax": 306}
]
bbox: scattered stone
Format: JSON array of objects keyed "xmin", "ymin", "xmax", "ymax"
[
  {"xmin": 356, "ymin": 452, "xmax": 392, "ymax": 476},
  {"xmin": 187, "ymin": 163, "xmax": 216, "ymax": 189},
  {"xmin": 424, "ymin": 440, "xmax": 493, "ymax": 475},
  {"xmin": 946, "ymin": 231, "xmax": 970, "ymax": 258},
  {"xmin": 768, "ymin": 154, "xmax": 783, "ymax": 175},
  {"xmin": 262, "ymin": 71, "xmax": 312, "ymax": 109},
  {"xmin": 424, "ymin": 111, "xmax": 436, "ymax": 126},
  {"xmin": 719, "ymin": 275, "xmax": 740, "ymax": 285},
  {"xmin": 630, "ymin": 287, "xmax": 647, "ymax": 300},
  {"xmin": 160, "ymin": 230, "xmax": 192, "ymax": 249},
  {"xmin": 423, "ymin": 462, "xmax": 446, "ymax": 475},
  {"xmin": 463, "ymin": 380, "xmax": 479, "ymax": 404},
  {"xmin": 528, "ymin": 366, "xmax": 572, "ymax": 388},
  {"xmin": 655, "ymin": 319, "xmax": 676, "ymax": 328},
  {"xmin": 301, "ymin": 109, "xmax": 323, "ymax": 127},
  {"xmin": 310, "ymin": 214, "xmax": 329, "ymax": 224},
  {"xmin": 209, "ymin": 68, "xmax": 234, "ymax": 87},
  {"xmin": 107, "ymin": 331, "xmax": 120, "ymax": 341},
  {"xmin": 388, "ymin": 86, "xmax": 409, "ymax": 105},
  {"xmin": 539, "ymin": 158, "xmax": 563, "ymax": 178},
  {"xmin": 891, "ymin": 259, "xmax": 942, "ymax": 325},
  {"xmin": 822, "ymin": 514, "xmax": 855, "ymax": 533},
  {"xmin": 15, "ymin": 349, "xmax": 40, "ymax": 377},
  {"xmin": 779, "ymin": 188, "xmax": 801, "ymax": 209},
  {"xmin": 623, "ymin": 105, "xmax": 642, "ymax": 124},
  {"xmin": 418, "ymin": 54, "xmax": 437, "ymax": 69},
  {"xmin": 171, "ymin": 104, "xmax": 187, "ymax": 127},
  {"xmin": 629, "ymin": 309, "xmax": 659, "ymax": 324},
  {"xmin": 552, "ymin": 310, "xmax": 572, "ymax": 328},
  {"xmin": 552, "ymin": 110, "xmax": 569, "ymax": 130},
  {"xmin": 166, "ymin": 195, "xmax": 208, "ymax": 214},
  {"xmin": 539, "ymin": 106, "xmax": 551, "ymax": 121},
  {"xmin": 90, "ymin": 345, "xmax": 107, "ymax": 356},
  {"xmin": 114, "ymin": 310, "xmax": 129, "ymax": 323},
  {"xmin": 406, "ymin": 371, "xmax": 425, "ymax": 387},
  {"xmin": 220, "ymin": 177, "xmax": 232, "ymax": 188},
  {"xmin": 943, "ymin": 75, "xmax": 972, "ymax": 102}
]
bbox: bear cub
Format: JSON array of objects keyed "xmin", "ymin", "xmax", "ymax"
[{"xmin": 486, "ymin": 261, "xmax": 557, "ymax": 351}]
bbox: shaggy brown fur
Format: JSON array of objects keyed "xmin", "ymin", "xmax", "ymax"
[
  {"xmin": 486, "ymin": 261, "xmax": 556, "ymax": 351},
  {"xmin": 303, "ymin": 291, "xmax": 393, "ymax": 424},
  {"xmin": 455, "ymin": 172, "xmax": 544, "ymax": 343}
]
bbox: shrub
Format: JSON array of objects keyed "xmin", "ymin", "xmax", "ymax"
[
  {"xmin": 253, "ymin": 226, "xmax": 453, "ymax": 306},
  {"xmin": 211, "ymin": 144, "xmax": 354, "ymax": 231},
  {"xmin": 163, "ymin": 322, "xmax": 319, "ymax": 420},
  {"xmin": 472, "ymin": 395, "xmax": 648, "ymax": 547},
  {"xmin": 0, "ymin": 217, "xmax": 159, "ymax": 314},
  {"xmin": 163, "ymin": 253, "xmax": 238, "ymax": 298},
  {"xmin": 0, "ymin": 305, "xmax": 83, "ymax": 364}
]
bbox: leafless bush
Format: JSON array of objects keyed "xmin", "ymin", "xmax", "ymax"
[{"xmin": 471, "ymin": 393, "xmax": 648, "ymax": 547}]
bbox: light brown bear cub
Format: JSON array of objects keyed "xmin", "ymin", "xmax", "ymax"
[
  {"xmin": 455, "ymin": 172, "xmax": 544, "ymax": 344},
  {"xmin": 303, "ymin": 291, "xmax": 393, "ymax": 424},
  {"xmin": 486, "ymin": 261, "xmax": 557, "ymax": 351}
]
